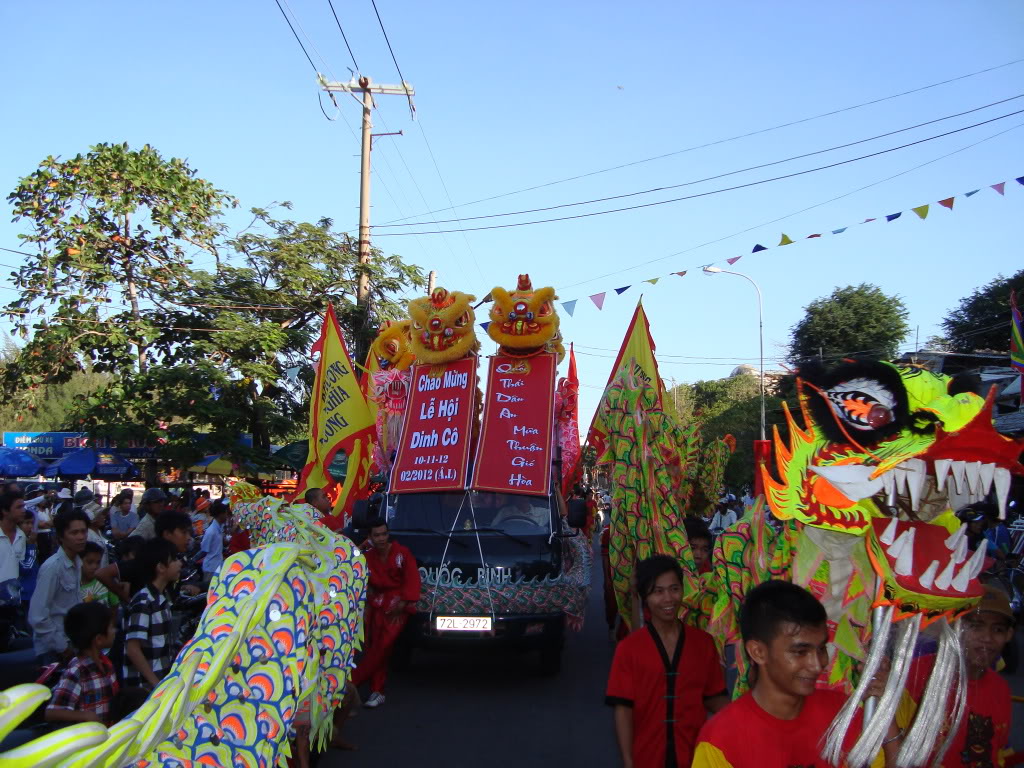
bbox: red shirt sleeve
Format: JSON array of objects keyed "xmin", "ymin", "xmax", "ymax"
[
  {"xmin": 605, "ymin": 636, "xmax": 636, "ymax": 706},
  {"xmin": 700, "ymin": 631, "xmax": 727, "ymax": 697}
]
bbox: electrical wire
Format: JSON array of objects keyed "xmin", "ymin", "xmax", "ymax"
[
  {"xmin": 374, "ymin": 109, "xmax": 1024, "ymax": 236},
  {"xmin": 379, "ymin": 56, "xmax": 1024, "ymax": 224},
  {"xmin": 326, "ymin": 0, "xmax": 360, "ymax": 72},
  {"xmin": 374, "ymin": 94, "xmax": 1023, "ymax": 228},
  {"xmin": 369, "ymin": 0, "xmax": 409, "ymax": 91},
  {"xmin": 272, "ymin": 0, "xmax": 319, "ymax": 74},
  {"xmin": 557, "ymin": 121, "xmax": 1024, "ymax": 291}
]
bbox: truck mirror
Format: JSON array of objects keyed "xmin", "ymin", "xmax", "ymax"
[
  {"xmin": 352, "ymin": 498, "xmax": 371, "ymax": 528},
  {"xmin": 566, "ymin": 498, "xmax": 588, "ymax": 529}
]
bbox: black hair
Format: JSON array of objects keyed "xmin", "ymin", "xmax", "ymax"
[
  {"xmin": 118, "ymin": 535, "xmax": 146, "ymax": 560},
  {"xmin": 64, "ymin": 602, "xmax": 113, "ymax": 652},
  {"xmin": 635, "ymin": 555, "xmax": 683, "ymax": 600},
  {"xmin": 684, "ymin": 517, "xmax": 713, "ymax": 547},
  {"xmin": 0, "ymin": 492, "xmax": 23, "ymax": 516},
  {"xmin": 304, "ymin": 487, "xmax": 325, "ymax": 504},
  {"xmin": 137, "ymin": 538, "xmax": 177, "ymax": 584},
  {"xmin": 155, "ymin": 510, "xmax": 193, "ymax": 538},
  {"xmin": 211, "ymin": 502, "xmax": 229, "ymax": 519},
  {"xmin": 366, "ymin": 516, "xmax": 388, "ymax": 531},
  {"xmin": 54, "ymin": 508, "xmax": 90, "ymax": 541},
  {"xmin": 81, "ymin": 541, "xmax": 105, "ymax": 559},
  {"xmin": 740, "ymin": 580, "xmax": 827, "ymax": 648}
]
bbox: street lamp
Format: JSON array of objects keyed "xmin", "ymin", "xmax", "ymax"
[{"xmin": 702, "ymin": 265, "xmax": 765, "ymax": 441}]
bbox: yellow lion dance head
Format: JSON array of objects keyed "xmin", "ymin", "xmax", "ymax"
[
  {"xmin": 408, "ymin": 287, "xmax": 478, "ymax": 364},
  {"xmin": 370, "ymin": 320, "xmax": 415, "ymax": 370},
  {"xmin": 487, "ymin": 274, "xmax": 562, "ymax": 359}
]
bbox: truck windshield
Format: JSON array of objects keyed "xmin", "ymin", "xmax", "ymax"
[{"xmin": 389, "ymin": 491, "xmax": 553, "ymax": 535}]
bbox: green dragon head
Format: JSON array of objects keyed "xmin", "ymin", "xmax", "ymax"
[{"xmin": 762, "ymin": 360, "xmax": 1023, "ymax": 535}]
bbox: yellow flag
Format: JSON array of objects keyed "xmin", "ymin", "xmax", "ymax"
[
  {"xmin": 295, "ymin": 305, "xmax": 375, "ymax": 513},
  {"xmin": 587, "ymin": 300, "xmax": 664, "ymax": 461}
]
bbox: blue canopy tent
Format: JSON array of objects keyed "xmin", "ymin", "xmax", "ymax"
[
  {"xmin": 43, "ymin": 446, "xmax": 139, "ymax": 479},
  {"xmin": 0, "ymin": 447, "xmax": 45, "ymax": 477}
]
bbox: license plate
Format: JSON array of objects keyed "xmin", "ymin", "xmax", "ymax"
[{"xmin": 435, "ymin": 616, "xmax": 492, "ymax": 632}]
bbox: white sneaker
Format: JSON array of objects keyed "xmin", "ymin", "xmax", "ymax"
[{"xmin": 364, "ymin": 692, "xmax": 385, "ymax": 708}]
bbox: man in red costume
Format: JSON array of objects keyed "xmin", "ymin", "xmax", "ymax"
[{"xmin": 353, "ymin": 517, "xmax": 420, "ymax": 708}]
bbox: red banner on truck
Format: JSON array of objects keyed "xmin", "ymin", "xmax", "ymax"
[
  {"xmin": 471, "ymin": 353, "xmax": 556, "ymax": 497},
  {"xmin": 390, "ymin": 357, "xmax": 478, "ymax": 494}
]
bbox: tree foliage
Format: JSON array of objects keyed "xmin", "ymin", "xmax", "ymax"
[
  {"xmin": 788, "ymin": 283, "xmax": 909, "ymax": 364},
  {"xmin": 940, "ymin": 268, "xmax": 1024, "ymax": 353},
  {"xmin": 2, "ymin": 143, "xmax": 425, "ymax": 467},
  {"xmin": 666, "ymin": 373, "xmax": 785, "ymax": 489}
]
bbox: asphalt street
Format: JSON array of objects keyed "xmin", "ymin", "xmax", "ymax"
[{"xmin": 328, "ymin": 537, "xmax": 618, "ymax": 768}]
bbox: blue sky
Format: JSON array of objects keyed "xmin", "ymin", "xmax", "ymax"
[{"xmin": 1, "ymin": 1, "xmax": 1022, "ymax": 427}]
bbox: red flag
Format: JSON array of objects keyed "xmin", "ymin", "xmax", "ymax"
[{"xmin": 559, "ymin": 344, "xmax": 582, "ymax": 495}]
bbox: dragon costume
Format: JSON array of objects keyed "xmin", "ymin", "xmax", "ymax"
[
  {"xmin": 0, "ymin": 483, "xmax": 365, "ymax": 768},
  {"xmin": 486, "ymin": 274, "xmax": 564, "ymax": 362},
  {"xmin": 408, "ymin": 286, "xmax": 478, "ymax": 365},
  {"xmin": 368, "ymin": 320, "xmax": 416, "ymax": 472},
  {"xmin": 599, "ymin": 358, "xmax": 1024, "ymax": 766}
]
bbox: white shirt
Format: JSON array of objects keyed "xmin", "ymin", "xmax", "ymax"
[
  {"xmin": 710, "ymin": 509, "xmax": 738, "ymax": 534},
  {"xmin": 200, "ymin": 518, "xmax": 224, "ymax": 576},
  {"xmin": 28, "ymin": 547, "xmax": 81, "ymax": 655},
  {"xmin": 0, "ymin": 527, "xmax": 26, "ymax": 582}
]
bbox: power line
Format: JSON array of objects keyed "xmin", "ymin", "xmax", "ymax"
[
  {"xmin": 326, "ymin": 0, "xmax": 360, "ymax": 72},
  {"xmin": 373, "ymin": 108, "xmax": 1024, "ymax": 236},
  {"xmin": 375, "ymin": 95, "xmax": 1023, "ymax": 229},
  {"xmin": 379, "ymin": 56, "xmax": 1024, "ymax": 224},
  {"xmin": 272, "ymin": 0, "xmax": 319, "ymax": 74},
  {"xmin": 369, "ymin": 0, "xmax": 409, "ymax": 91},
  {"xmin": 557, "ymin": 120, "xmax": 1024, "ymax": 291}
]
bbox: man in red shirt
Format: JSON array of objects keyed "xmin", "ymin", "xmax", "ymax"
[
  {"xmin": 898, "ymin": 585, "xmax": 1014, "ymax": 766},
  {"xmin": 694, "ymin": 580, "xmax": 900, "ymax": 767},
  {"xmin": 605, "ymin": 555, "xmax": 729, "ymax": 768},
  {"xmin": 353, "ymin": 517, "xmax": 421, "ymax": 708}
]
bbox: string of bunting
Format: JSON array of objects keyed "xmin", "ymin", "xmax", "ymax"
[{"xmin": 478, "ymin": 175, "xmax": 1022, "ymax": 329}]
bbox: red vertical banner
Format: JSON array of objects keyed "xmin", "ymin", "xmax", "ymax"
[
  {"xmin": 471, "ymin": 354, "xmax": 556, "ymax": 497},
  {"xmin": 389, "ymin": 357, "xmax": 478, "ymax": 494}
]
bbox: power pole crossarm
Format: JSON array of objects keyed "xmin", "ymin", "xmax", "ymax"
[{"xmin": 321, "ymin": 77, "xmax": 415, "ymax": 98}]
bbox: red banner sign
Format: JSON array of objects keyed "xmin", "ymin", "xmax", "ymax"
[
  {"xmin": 390, "ymin": 357, "xmax": 478, "ymax": 494},
  {"xmin": 471, "ymin": 354, "xmax": 556, "ymax": 497}
]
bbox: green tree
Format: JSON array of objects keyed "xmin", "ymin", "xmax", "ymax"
[
  {"xmin": 788, "ymin": 283, "xmax": 910, "ymax": 364},
  {"xmin": 940, "ymin": 268, "xmax": 1024, "ymax": 353},
  {"xmin": 2, "ymin": 145, "xmax": 424, "ymax": 467}
]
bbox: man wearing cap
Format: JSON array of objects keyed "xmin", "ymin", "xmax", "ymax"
[
  {"xmin": 899, "ymin": 585, "xmax": 1014, "ymax": 766},
  {"xmin": 130, "ymin": 488, "xmax": 168, "ymax": 541}
]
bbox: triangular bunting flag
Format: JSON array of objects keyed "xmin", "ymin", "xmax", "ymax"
[
  {"xmin": 938, "ymin": 197, "xmax": 955, "ymax": 210},
  {"xmin": 614, "ymin": 286, "xmax": 631, "ymax": 295},
  {"xmin": 673, "ymin": 271, "xmax": 687, "ymax": 277},
  {"xmin": 832, "ymin": 228, "xmax": 847, "ymax": 234},
  {"xmin": 885, "ymin": 212, "xmax": 902, "ymax": 222},
  {"xmin": 992, "ymin": 182, "xmax": 1006, "ymax": 195},
  {"xmin": 778, "ymin": 234, "xmax": 794, "ymax": 246},
  {"xmin": 644, "ymin": 278, "xmax": 660, "ymax": 285},
  {"xmin": 590, "ymin": 292, "xmax": 606, "ymax": 310},
  {"xmin": 912, "ymin": 205, "xmax": 929, "ymax": 220},
  {"xmin": 726, "ymin": 256, "xmax": 743, "ymax": 265},
  {"xmin": 562, "ymin": 300, "xmax": 577, "ymax": 317},
  {"xmin": 479, "ymin": 322, "xmax": 491, "ymax": 331},
  {"xmin": 806, "ymin": 234, "xmax": 821, "ymax": 238},
  {"xmin": 964, "ymin": 189, "xmax": 979, "ymax": 197},
  {"xmin": 1017, "ymin": 176, "xmax": 1024, "ymax": 186},
  {"xmin": 752, "ymin": 244, "xmax": 767, "ymax": 253},
  {"xmin": 862, "ymin": 218, "xmax": 876, "ymax": 224}
]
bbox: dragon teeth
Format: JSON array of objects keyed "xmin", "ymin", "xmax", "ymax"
[
  {"xmin": 950, "ymin": 460, "xmax": 967, "ymax": 494},
  {"xmin": 880, "ymin": 516, "xmax": 899, "ymax": 546},
  {"xmin": 892, "ymin": 528, "xmax": 915, "ymax": 576},
  {"xmin": 934, "ymin": 459, "xmax": 952, "ymax": 492},
  {"xmin": 965, "ymin": 461, "xmax": 983, "ymax": 494},
  {"xmin": 979, "ymin": 462, "xmax": 996, "ymax": 495},
  {"xmin": 903, "ymin": 458, "xmax": 927, "ymax": 512},
  {"xmin": 944, "ymin": 523, "xmax": 966, "ymax": 552},
  {"xmin": 934, "ymin": 555, "xmax": 957, "ymax": 591},
  {"xmin": 995, "ymin": 467, "xmax": 1012, "ymax": 520},
  {"xmin": 951, "ymin": 559, "xmax": 973, "ymax": 593},
  {"xmin": 882, "ymin": 471, "xmax": 896, "ymax": 507},
  {"xmin": 966, "ymin": 541, "xmax": 987, "ymax": 580},
  {"xmin": 919, "ymin": 560, "xmax": 939, "ymax": 590},
  {"xmin": 954, "ymin": 535, "xmax": 969, "ymax": 565}
]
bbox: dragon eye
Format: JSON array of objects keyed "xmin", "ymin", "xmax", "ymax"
[
  {"xmin": 824, "ymin": 378, "xmax": 897, "ymax": 432},
  {"xmin": 454, "ymin": 313, "xmax": 470, "ymax": 328},
  {"xmin": 412, "ymin": 321, "xmax": 423, "ymax": 331}
]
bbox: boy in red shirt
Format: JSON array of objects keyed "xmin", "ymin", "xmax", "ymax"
[
  {"xmin": 605, "ymin": 555, "xmax": 728, "ymax": 768},
  {"xmin": 352, "ymin": 517, "xmax": 421, "ymax": 708},
  {"xmin": 46, "ymin": 601, "xmax": 119, "ymax": 725},
  {"xmin": 898, "ymin": 584, "xmax": 1013, "ymax": 766},
  {"xmin": 694, "ymin": 580, "xmax": 900, "ymax": 767}
]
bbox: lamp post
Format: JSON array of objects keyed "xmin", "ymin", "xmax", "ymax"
[{"xmin": 703, "ymin": 265, "xmax": 770, "ymax": 496}]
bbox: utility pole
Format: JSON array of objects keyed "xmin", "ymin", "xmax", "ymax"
[
  {"xmin": 321, "ymin": 75, "xmax": 415, "ymax": 359},
  {"xmin": 428, "ymin": 270, "xmax": 437, "ymax": 293}
]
